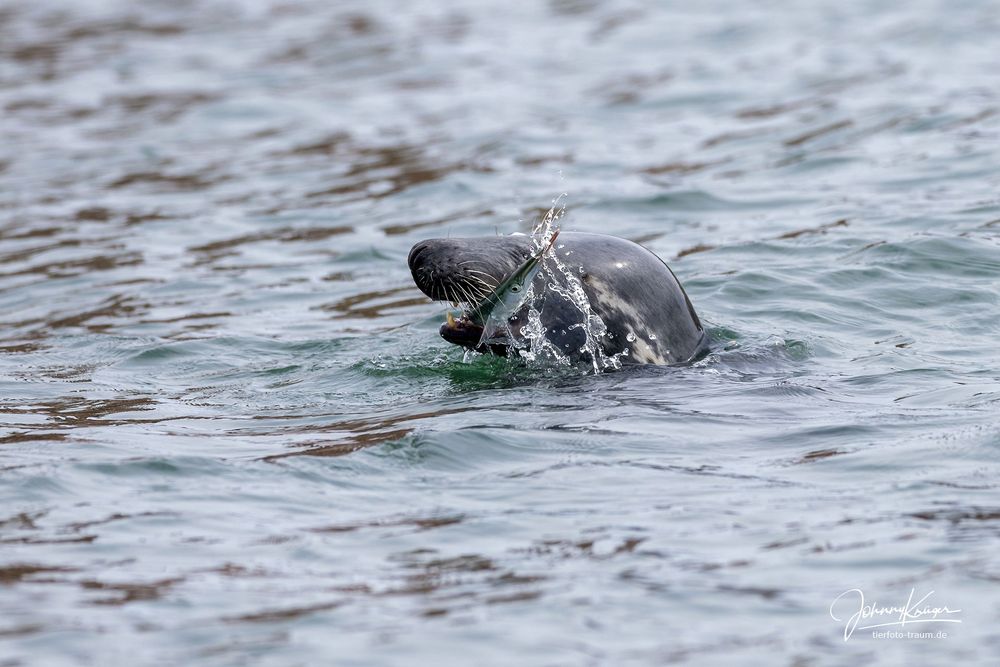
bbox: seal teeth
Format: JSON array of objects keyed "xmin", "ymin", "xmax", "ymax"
[{"xmin": 446, "ymin": 311, "xmax": 456, "ymax": 327}]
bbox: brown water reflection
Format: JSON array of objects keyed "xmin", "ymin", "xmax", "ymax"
[{"xmin": 262, "ymin": 406, "xmax": 476, "ymax": 460}]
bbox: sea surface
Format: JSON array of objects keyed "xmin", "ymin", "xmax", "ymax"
[{"xmin": 1, "ymin": 1, "xmax": 998, "ymax": 665}]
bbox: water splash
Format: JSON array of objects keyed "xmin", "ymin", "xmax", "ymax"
[
  {"xmin": 528, "ymin": 193, "xmax": 565, "ymax": 251},
  {"xmin": 512, "ymin": 197, "xmax": 630, "ymax": 374}
]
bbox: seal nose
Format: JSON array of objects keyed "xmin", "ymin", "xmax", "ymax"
[{"xmin": 408, "ymin": 241, "xmax": 431, "ymax": 273}]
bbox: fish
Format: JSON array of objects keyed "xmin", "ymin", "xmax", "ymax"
[{"xmin": 445, "ymin": 230, "xmax": 560, "ymax": 347}]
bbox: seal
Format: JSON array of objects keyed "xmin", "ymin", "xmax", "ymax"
[{"xmin": 408, "ymin": 231, "xmax": 708, "ymax": 365}]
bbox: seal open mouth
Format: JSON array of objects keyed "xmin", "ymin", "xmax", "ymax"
[
  {"xmin": 441, "ymin": 310, "xmax": 488, "ymax": 347},
  {"xmin": 409, "ymin": 231, "xmax": 560, "ymax": 354}
]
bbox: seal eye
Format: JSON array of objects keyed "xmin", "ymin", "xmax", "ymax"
[{"xmin": 510, "ymin": 284, "xmax": 521, "ymax": 293}]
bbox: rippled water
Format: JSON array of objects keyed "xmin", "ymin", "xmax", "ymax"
[{"xmin": 2, "ymin": 0, "xmax": 999, "ymax": 664}]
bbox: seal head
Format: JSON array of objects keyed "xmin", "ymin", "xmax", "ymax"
[{"xmin": 409, "ymin": 235, "xmax": 538, "ymax": 353}]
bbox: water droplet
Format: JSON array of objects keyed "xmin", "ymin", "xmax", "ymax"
[
  {"xmin": 648, "ymin": 334, "xmax": 657, "ymax": 340},
  {"xmin": 626, "ymin": 332, "xmax": 636, "ymax": 342}
]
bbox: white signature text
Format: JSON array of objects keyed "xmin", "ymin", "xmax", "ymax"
[{"xmin": 829, "ymin": 588, "xmax": 961, "ymax": 641}]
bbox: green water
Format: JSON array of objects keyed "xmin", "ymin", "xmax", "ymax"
[{"xmin": 1, "ymin": 0, "xmax": 998, "ymax": 665}]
